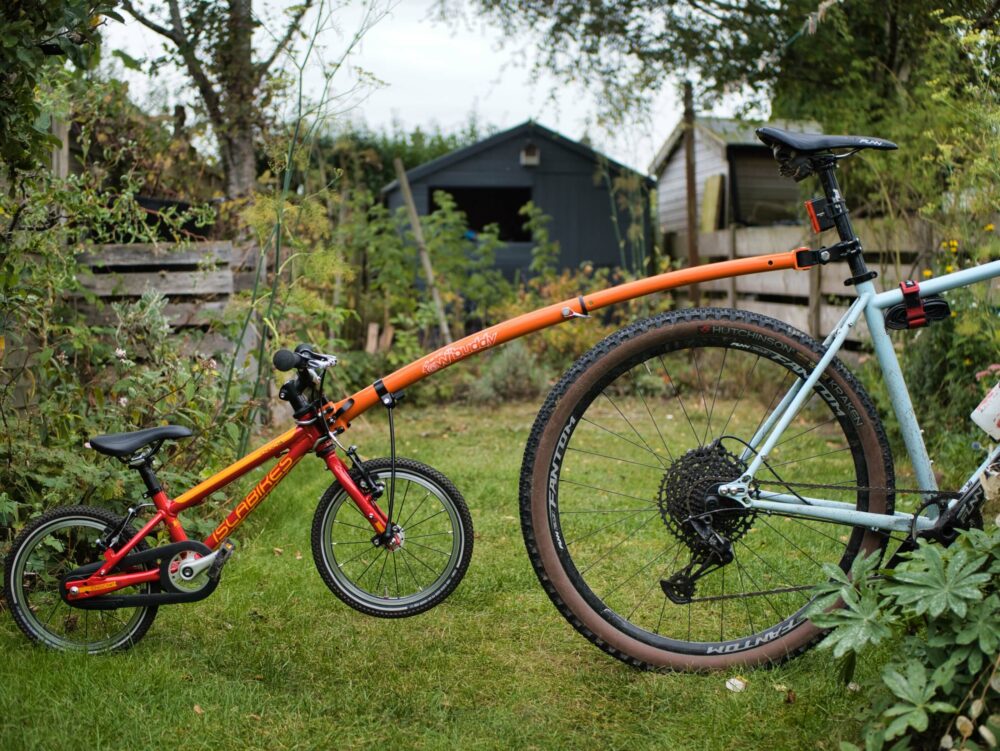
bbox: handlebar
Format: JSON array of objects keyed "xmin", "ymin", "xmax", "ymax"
[{"xmin": 272, "ymin": 345, "xmax": 338, "ymax": 373}]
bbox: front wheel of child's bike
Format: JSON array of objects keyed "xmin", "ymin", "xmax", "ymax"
[
  {"xmin": 312, "ymin": 457, "xmax": 473, "ymax": 617},
  {"xmin": 4, "ymin": 505, "xmax": 159, "ymax": 653},
  {"xmin": 521, "ymin": 308, "xmax": 895, "ymax": 670}
]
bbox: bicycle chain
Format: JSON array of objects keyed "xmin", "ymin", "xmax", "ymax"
[{"xmin": 755, "ymin": 479, "xmax": 961, "ymax": 499}]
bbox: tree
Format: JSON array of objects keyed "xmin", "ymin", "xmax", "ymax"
[
  {"xmin": 0, "ymin": 0, "xmax": 117, "ymax": 181},
  {"xmin": 466, "ymin": 1, "xmax": 1000, "ymax": 122},
  {"xmin": 121, "ymin": 0, "xmax": 316, "ymax": 199}
]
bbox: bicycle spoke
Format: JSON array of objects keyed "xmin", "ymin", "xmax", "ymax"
[
  {"xmin": 566, "ymin": 445, "xmax": 665, "ymax": 471},
  {"xmin": 658, "ymin": 355, "xmax": 701, "ymax": 446},
  {"xmin": 398, "ymin": 492, "xmax": 432, "ymax": 530},
  {"xmin": 689, "ymin": 346, "xmax": 713, "ymax": 445},
  {"xmin": 566, "ymin": 507, "xmax": 659, "ymax": 546},
  {"xmin": 580, "ymin": 418, "xmax": 664, "ymax": 463},
  {"xmin": 405, "ymin": 508, "xmax": 447, "ymax": 531},
  {"xmin": 406, "ymin": 539, "xmax": 452, "ymax": 557},
  {"xmin": 718, "ymin": 354, "xmax": 761, "ymax": 439},
  {"xmin": 601, "ymin": 392, "xmax": 666, "ymax": 467},
  {"xmin": 629, "ymin": 366, "xmax": 675, "ymax": 462},
  {"xmin": 579, "ymin": 512, "xmax": 659, "ymax": 575}
]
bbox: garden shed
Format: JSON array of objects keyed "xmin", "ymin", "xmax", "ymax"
[
  {"xmin": 382, "ymin": 121, "xmax": 655, "ymax": 277},
  {"xmin": 650, "ymin": 116, "xmax": 820, "ymax": 248}
]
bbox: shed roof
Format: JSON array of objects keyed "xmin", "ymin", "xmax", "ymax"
[
  {"xmin": 381, "ymin": 120, "xmax": 654, "ymax": 195},
  {"xmin": 649, "ymin": 116, "xmax": 821, "ymax": 176}
]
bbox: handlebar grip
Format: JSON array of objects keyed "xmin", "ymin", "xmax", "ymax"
[{"xmin": 272, "ymin": 349, "xmax": 303, "ymax": 372}]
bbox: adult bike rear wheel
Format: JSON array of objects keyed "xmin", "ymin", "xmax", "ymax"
[
  {"xmin": 312, "ymin": 457, "xmax": 473, "ymax": 617},
  {"xmin": 4, "ymin": 505, "xmax": 158, "ymax": 653},
  {"xmin": 520, "ymin": 308, "xmax": 894, "ymax": 670}
]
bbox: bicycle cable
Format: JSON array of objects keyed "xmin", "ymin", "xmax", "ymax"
[{"xmin": 385, "ymin": 404, "xmax": 397, "ymax": 532}]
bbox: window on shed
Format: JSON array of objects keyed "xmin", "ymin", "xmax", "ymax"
[{"xmin": 431, "ymin": 187, "xmax": 532, "ymax": 242}]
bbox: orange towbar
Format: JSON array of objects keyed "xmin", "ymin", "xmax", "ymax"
[{"xmin": 330, "ymin": 248, "xmax": 804, "ymax": 429}]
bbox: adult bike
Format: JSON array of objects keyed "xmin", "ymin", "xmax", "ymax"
[{"xmin": 5, "ymin": 127, "xmax": 999, "ymax": 668}]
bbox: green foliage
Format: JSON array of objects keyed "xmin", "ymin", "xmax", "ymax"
[
  {"xmin": 0, "ymin": 159, "xmax": 248, "ymax": 538},
  {"xmin": 848, "ymin": 16, "xmax": 1000, "ymax": 478},
  {"xmin": 520, "ymin": 200, "xmax": 559, "ymax": 279},
  {"xmin": 466, "ymin": 340, "xmax": 552, "ymax": 404},
  {"xmin": 809, "ymin": 525, "xmax": 1000, "ymax": 750},
  {"xmin": 311, "ymin": 121, "xmax": 491, "ymax": 199},
  {"xmin": 0, "ymin": 0, "xmax": 119, "ymax": 180},
  {"xmin": 468, "ymin": 1, "xmax": 996, "ymax": 121}
]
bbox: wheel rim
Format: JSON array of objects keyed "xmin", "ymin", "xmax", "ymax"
[
  {"xmin": 10, "ymin": 516, "xmax": 151, "ymax": 652},
  {"xmin": 320, "ymin": 469, "xmax": 465, "ymax": 611},
  {"xmin": 545, "ymin": 332, "xmax": 882, "ymax": 655}
]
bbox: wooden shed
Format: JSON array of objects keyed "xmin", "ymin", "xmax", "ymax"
[
  {"xmin": 382, "ymin": 121, "xmax": 655, "ymax": 277},
  {"xmin": 650, "ymin": 117, "xmax": 820, "ymax": 249}
]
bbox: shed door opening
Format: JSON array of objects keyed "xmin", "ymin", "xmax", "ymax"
[{"xmin": 431, "ymin": 187, "xmax": 532, "ymax": 242}]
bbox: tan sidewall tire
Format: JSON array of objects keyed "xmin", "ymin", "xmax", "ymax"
[{"xmin": 522, "ymin": 310, "xmax": 892, "ymax": 670}]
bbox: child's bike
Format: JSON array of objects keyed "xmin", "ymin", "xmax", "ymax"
[{"xmin": 6, "ymin": 127, "xmax": 999, "ymax": 670}]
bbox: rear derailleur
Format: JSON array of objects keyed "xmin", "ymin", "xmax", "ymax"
[{"xmin": 660, "ymin": 518, "xmax": 734, "ymax": 605}]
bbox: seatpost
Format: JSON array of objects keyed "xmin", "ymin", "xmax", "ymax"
[{"xmin": 815, "ymin": 160, "xmax": 871, "ymax": 282}]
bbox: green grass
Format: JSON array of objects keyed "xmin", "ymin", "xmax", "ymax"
[{"xmin": 0, "ymin": 403, "xmax": 884, "ymax": 751}]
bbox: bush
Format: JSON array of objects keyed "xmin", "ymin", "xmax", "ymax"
[
  {"xmin": 466, "ymin": 340, "xmax": 552, "ymax": 404},
  {"xmin": 809, "ymin": 522, "xmax": 1000, "ymax": 751}
]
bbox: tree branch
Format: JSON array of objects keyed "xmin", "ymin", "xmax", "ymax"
[
  {"xmin": 259, "ymin": 0, "xmax": 316, "ymax": 74},
  {"xmin": 121, "ymin": 1, "xmax": 182, "ymax": 45},
  {"xmin": 161, "ymin": 0, "xmax": 224, "ymax": 128}
]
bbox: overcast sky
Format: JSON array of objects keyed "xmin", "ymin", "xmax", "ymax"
[{"xmin": 104, "ymin": 1, "xmax": 685, "ymax": 173}]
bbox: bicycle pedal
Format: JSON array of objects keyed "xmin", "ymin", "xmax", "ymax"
[{"xmin": 208, "ymin": 538, "xmax": 236, "ymax": 581}]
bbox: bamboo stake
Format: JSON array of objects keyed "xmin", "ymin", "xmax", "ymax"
[{"xmin": 394, "ymin": 157, "xmax": 453, "ymax": 344}]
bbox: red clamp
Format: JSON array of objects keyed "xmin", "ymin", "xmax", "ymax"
[{"xmin": 899, "ymin": 280, "xmax": 927, "ymax": 328}]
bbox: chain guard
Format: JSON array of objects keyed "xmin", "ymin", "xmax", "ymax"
[{"xmin": 61, "ymin": 541, "xmax": 219, "ymax": 610}]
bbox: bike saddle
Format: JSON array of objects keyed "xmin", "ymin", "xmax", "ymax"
[
  {"xmin": 755, "ymin": 127, "xmax": 898, "ymax": 154},
  {"xmin": 89, "ymin": 425, "xmax": 193, "ymax": 458}
]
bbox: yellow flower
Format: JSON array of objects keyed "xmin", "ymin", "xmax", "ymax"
[
  {"xmin": 951, "ymin": 311, "xmax": 957, "ymax": 318},
  {"xmin": 949, "ymin": 240, "xmax": 959, "ymax": 249},
  {"xmin": 965, "ymin": 358, "xmax": 973, "ymax": 365},
  {"xmin": 985, "ymin": 223, "xmax": 995, "ymax": 232},
  {"xmin": 945, "ymin": 264, "xmax": 954, "ymax": 273},
  {"xmin": 922, "ymin": 269, "xmax": 933, "ymax": 278}
]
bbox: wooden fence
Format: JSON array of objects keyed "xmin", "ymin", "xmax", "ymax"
[
  {"xmin": 696, "ymin": 219, "xmax": 934, "ymax": 342},
  {"xmin": 75, "ymin": 241, "xmax": 264, "ymax": 354}
]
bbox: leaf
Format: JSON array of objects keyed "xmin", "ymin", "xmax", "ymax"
[
  {"xmin": 111, "ymin": 49, "xmax": 143, "ymax": 71},
  {"xmin": 814, "ymin": 591, "xmax": 894, "ymax": 658},
  {"xmin": 885, "ymin": 545, "xmax": 990, "ymax": 618}
]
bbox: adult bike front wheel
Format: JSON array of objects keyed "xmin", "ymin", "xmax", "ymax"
[
  {"xmin": 520, "ymin": 308, "xmax": 895, "ymax": 670},
  {"xmin": 4, "ymin": 505, "xmax": 158, "ymax": 653},
  {"xmin": 312, "ymin": 457, "xmax": 473, "ymax": 617}
]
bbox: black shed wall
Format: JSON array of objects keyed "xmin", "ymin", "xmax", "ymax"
[{"xmin": 384, "ymin": 126, "xmax": 649, "ymax": 278}]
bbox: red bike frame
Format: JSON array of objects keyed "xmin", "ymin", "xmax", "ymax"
[
  {"xmin": 65, "ymin": 246, "xmax": 808, "ymax": 602},
  {"xmin": 64, "ymin": 410, "xmax": 388, "ymax": 602}
]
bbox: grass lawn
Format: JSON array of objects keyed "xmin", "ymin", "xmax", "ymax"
[{"xmin": 0, "ymin": 402, "xmax": 882, "ymax": 751}]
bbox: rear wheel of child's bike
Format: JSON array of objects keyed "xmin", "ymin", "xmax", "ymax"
[
  {"xmin": 4, "ymin": 505, "xmax": 159, "ymax": 653},
  {"xmin": 312, "ymin": 457, "xmax": 473, "ymax": 617}
]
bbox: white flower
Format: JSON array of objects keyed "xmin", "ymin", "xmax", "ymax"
[
  {"xmin": 118, "ymin": 396, "xmax": 129, "ymax": 408},
  {"xmin": 115, "ymin": 348, "xmax": 127, "ymax": 360}
]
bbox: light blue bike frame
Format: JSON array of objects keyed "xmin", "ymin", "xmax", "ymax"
[{"xmin": 724, "ymin": 259, "xmax": 1000, "ymax": 535}]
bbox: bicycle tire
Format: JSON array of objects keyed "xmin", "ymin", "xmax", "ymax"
[
  {"xmin": 520, "ymin": 308, "xmax": 894, "ymax": 670},
  {"xmin": 4, "ymin": 505, "xmax": 158, "ymax": 653},
  {"xmin": 312, "ymin": 457, "xmax": 473, "ymax": 618}
]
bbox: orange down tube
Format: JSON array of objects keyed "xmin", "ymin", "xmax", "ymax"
[{"xmin": 329, "ymin": 248, "xmax": 804, "ymax": 429}]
